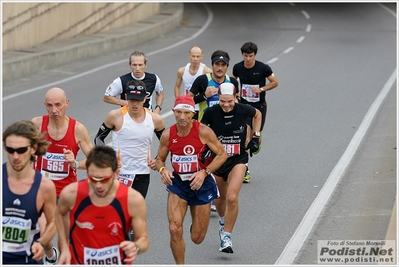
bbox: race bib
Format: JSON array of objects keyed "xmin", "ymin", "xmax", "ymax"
[
  {"xmin": 84, "ymin": 245, "xmax": 121, "ymax": 265},
  {"xmin": 172, "ymin": 154, "xmax": 199, "ymax": 180},
  {"xmin": 117, "ymin": 173, "xmax": 135, "ymax": 187},
  {"xmin": 41, "ymin": 152, "xmax": 69, "ymax": 180},
  {"xmin": 242, "ymin": 84, "xmax": 260, "ymax": 103},
  {"xmin": 223, "ymin": 144, "xmax": 240, "ymax": 157},
  {"xmin": 2, "ymin": 216, "xmax": 31, "ymax": 253}
]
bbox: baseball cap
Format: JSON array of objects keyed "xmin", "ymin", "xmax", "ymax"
[
  {"xmin": 173, "ymin": 95, "xmax": 195, "ymax": 112},
  {"xmin": 211, "ymin": 55, "xmax": 229, "ymax": 65},
  {"xmin": 126, "ymin": 84, "xmax": 146, "ymax": 101},
  {"xmin": 218, "ymin": 82, "xmax": 235, "ymax": 95}
]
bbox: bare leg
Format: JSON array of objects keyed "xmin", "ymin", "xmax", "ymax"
[
  {"xmin": 223, "ymin": 164, "xmax": 245, "ymax": 233},
  {"xmin": 167, "ymin": 192, "xmax": 188, "ymax": 264},
  {"xmin": 189, "ymin": 203, "xmax": 211, "ymax": 244}
]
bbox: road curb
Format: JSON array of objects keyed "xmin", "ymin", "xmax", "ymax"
[{"xmin": 2, "ymin": 3, "xmax": 183, "ymax": 83}]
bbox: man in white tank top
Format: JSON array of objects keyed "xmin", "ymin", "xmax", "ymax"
[
  {"xmin": 94, "ymin": 80, "xmax": 165, "ymax": 199},
  {"xmin": 173, "ymin": 46, "xmax": 217, "ymax": 211},
  {"xmin": 173, "ymin": 46, "xmax": 212, "ymax": 117}
]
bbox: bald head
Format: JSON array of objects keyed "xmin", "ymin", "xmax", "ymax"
[
  {"xmin": 44, "ymin": 87, "xmax": 69, "ymax": 117},
  {"xmin": 188, "ymin": 46, "xmax": 204, "ymax": 65},
  {"xmin": 189, "ymin": 46, "xmax": 203, "ymax": 55},
  {"xmin": 45, "ymin": 87, "xmax": 67, "ymax": 101}
]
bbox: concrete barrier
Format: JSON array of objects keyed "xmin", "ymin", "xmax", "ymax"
[{"xmin": 2, "ymin": 3, "xmax": 183, "ymax": 82}]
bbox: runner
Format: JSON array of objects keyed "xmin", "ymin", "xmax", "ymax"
[
  {"xmin": 55, "ymin": 145, "xmax": 149, "ymax": 264},
  {"xmin": 232, "ymin": 41, "xmax": 279, "ymax": 183},
  {"xmin": 2, "ymin": 121, "xmax": 57, "ymax": 264},
  {"xmin": 95, "ymin": 80, "xmax": 165, "ymax": 199},
  {"xmin": 201, "ymin": 82, "xmax": 262, "ymax": 253},
  {"xmin": 31, "ymin": 87, "xmax": 93, "ymax": 264},
  {"xmin": 154, "ymin": 95, "xmax": 227, "ymax": 264},
  {"xmin": 188, "ymin": 49, "xmax": 239, "ymax": 121},
  {"xmin": 104, "ymin": 51, "xmax": 164, "ymax": 114}
]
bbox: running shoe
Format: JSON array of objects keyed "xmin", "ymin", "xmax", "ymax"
[
  {"xmin": 219, "ymin": 234, "xmax": 233, "ymax": 253},
  {"xmin": 210, "ymin": 200, "xmax": 217, "ymax": 212},
  {"xmin": 218, "ymin": 221, "xmax": 224, "ymax": 244},
  {"xmin": 243, "ymin": 169, "xmax": 251, "ymax": 183},
  {"xmin": 44, "ymin": 247, "xmax": 59, "ymax": 265}
]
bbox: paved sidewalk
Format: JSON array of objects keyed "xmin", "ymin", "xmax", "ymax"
[{"xmin": 3, "ymin": 3, "xmax": 183, "ymax": 83}]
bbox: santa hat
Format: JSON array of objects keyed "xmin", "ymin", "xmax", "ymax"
[{"xmin": 173, "ymin": 95, "xmax": 195, "ymax": 112}]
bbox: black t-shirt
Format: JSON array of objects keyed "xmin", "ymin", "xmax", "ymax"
[
  {"xmin": 232, "ymin": 60, "xmax": 273, "ymax": 104},
  {"xmin": 201, "ymin": 103, "xmax": 256, "ymax": 157}
]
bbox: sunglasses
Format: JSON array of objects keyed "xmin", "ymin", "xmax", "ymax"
[
  {"xmin": 5, "ymin": 146, "xmax": 30, "ymax": 154},
  {"xmin": 87, "ymin": 173, "xmax": 114, "ymax": 184},
  {"xmin": 128, "ymin": 85, "xmax": 145, "ymax": 91}
]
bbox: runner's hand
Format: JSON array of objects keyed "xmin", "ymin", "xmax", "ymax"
[{"xmin": 247, "ymin": 138, "xmax": 259, "ymax": 157}]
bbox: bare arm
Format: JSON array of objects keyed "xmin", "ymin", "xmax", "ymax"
[
  {"xmin": 153, "ymin": 90, "xmax": 164, "ymax": 115},
  {"xmin": 154, "ymin": 128, "xmax": 175, "ymax": 186},
  {"xmin": 55, "ymin": 183, "xmax": 77, "ymax": 264},
  {"xmin": 173, "ymin": 67, "xmax": 185, "ymax": 97},
  {"xmin": 36, "ymin": 178, "xmax": 57, "ymax": 253},
  {"xmin": 122, "ymin": 188, "xmax": 149, "ymax": 262},
  {"xmin": 264, "ymin": 73, "xmax": 278, "ymax": 91},
  {"xmin": 203, "ymin": 66, "xmax": 212, "ymax": 74},
  {"xmin": 251, "ymin": 108, "xmax": 262, "ymax": 134},
  {"xmin": 198, "ymin": 124, "xmax": 227, "ymax": 174},
  {"xmin": 75, "ymin": 121, "xmax": 94, "ymax": 168},
  {"xmin": 103, "ymin": 95, "xmax": 128, "ymax": 106}
]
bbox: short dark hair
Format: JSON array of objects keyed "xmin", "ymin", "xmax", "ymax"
[
  {"xmin": 2, "ymin": 120, "xmax": 50, "ymax": 162},
  {"xmin": 240, "ymin": 42, "xmax": 258, "ymax": 55},
  {"xmin": 86, "ymin": 146, "xmax": 118, "ymax": 172},
  {"xmin": 126, "ymin": 79, "xmax": 146, "ymax": 91}
]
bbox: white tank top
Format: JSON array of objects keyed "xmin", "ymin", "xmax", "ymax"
[
  {"xmin": 183, "ymin": 63, "xmax": 205, "ymax": 111},
  {"xmin": 112, "ymin": 107, "xmax": 154, "ymax": 175}
]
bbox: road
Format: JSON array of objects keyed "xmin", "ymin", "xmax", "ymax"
[{"xmin": 2, "ymin": 3, "xmax": 396, "ymax": 265}]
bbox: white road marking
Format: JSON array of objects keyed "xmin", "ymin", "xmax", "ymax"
[{"xmin": 275, "ymin": 69, "xmax": 397, "ymax": 265}]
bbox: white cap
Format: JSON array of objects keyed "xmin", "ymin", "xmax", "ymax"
[{"xmin": 218, "ymin": 82, "xmax": 235, "ymax": 95}]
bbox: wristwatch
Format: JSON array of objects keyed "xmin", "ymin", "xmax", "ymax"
[
  {"xmin": 253, "ymin": 131, "xmax": 261, "ymax": 137},
  {"xmin": 204, "ymin": 168, "xmax": 212, "ymax": 175},
  {"xmin": 155, "ymin": 105, "xmax": 162, "ymax": 111},
  {"xmin": 260, "ymin": 87, "xmax": 265, "ymax": 92}
]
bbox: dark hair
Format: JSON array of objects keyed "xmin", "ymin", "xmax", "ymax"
[
  {"xmin": 2, "ymin": 120, "xmax": 50, "ymax": 162},
  {"xmin": 126, "ymin": 79, "xmax": 146, "ymax": 91},
  {"xmin": 86, "ymin": 146, "xmax": 118, "ymax": 172},
  {"xmin": 240, "ymin": 42, "xmax": 258, "ymax": 55},
  {"xmin": 211, "ymin": 50, "xmax": 230, "ymax": 62},
  {"xmin": 129, "ymin": 51, "xmax": 147, "ymax": 65}
]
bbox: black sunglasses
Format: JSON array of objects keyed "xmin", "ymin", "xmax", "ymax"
[
  {"xmin": 128, "ymin": 85, "xmax": 145, "ymax": 91},
  {"xmin": 5, "ymin": 146, "xmax": 30, "ymax": 154}
]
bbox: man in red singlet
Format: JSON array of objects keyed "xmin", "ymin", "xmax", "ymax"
[
  {"xmin": 31, "ymin": 87, "xmax": 93, "ymax": 264},
  {"xmin": 55, "ymin": 145, "xmax": 149, "ymax": 264},
  {"xmin": 154, "ymin": 95, "xmax": 227, "ymax": 264}
]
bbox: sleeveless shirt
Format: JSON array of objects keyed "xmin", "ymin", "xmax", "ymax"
[
  {"xmin": 34, "ymin": 115, "xmax": 80, "ymax": 197},
  {"xmin": 69, "ymin": 179, "xmax": 131, "ymax": 264},
  {"xmin": 112, "ymin": 107, "xmax": 154, "ymax": 186},
  {"xmin": 182, "ymin": 63, "xmax": 205, "ymax": 112},
  {"xmin": 168, "ymin": 120, "xmax": 213, "ymax": 180},
  {"xmin": 2, "ymin": 163, "xmax": 42, "ymax": 260}
]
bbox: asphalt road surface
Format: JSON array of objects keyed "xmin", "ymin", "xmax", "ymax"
[{"xmin": 2, "ymin": 3, "xmax": 396, "ymax": 265}]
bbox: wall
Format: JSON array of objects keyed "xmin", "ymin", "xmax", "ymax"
[{"xmin": 2, "ymin": 2, "xmax": 160, "ymax": 51}]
